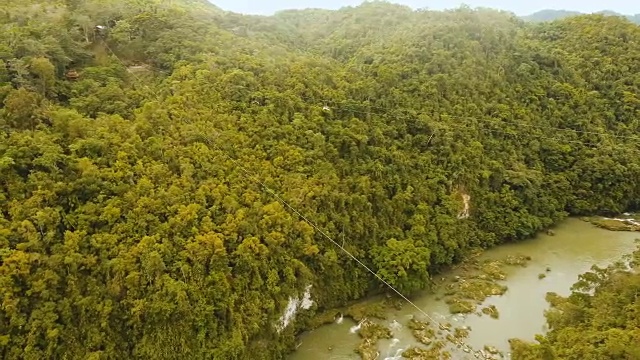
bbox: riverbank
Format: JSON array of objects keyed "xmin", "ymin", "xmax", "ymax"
[
  {"xmin": 287, "ymin": 218, "xmax": 640, "ymax": 360},
  {"xmin": 582, "ymin": 213, "xmax": 640, "ymax": 232}
]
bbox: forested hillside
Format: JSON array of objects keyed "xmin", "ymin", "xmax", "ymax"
[
  {"xmin": 524, "ymin": 9, "xmax": 640, "ymax": 24},
  {"xmin": 1, "ymin": 0, "xmax": 640, "ymax": 359}
]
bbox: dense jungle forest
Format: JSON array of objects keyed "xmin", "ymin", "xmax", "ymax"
[{"xmin": 1, "ymin": 0, "xmax": 639, "ymax": 359}]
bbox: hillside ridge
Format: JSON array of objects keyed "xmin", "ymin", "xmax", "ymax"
[{"xmin": 524, "ymin": 8, "xmax": 640, "ymax": 23}]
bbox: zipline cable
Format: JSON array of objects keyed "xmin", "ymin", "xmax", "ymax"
[
  {"xmin": 100, "ymin": 43, "xmax": 640, "ymax": 359},
  {"xmin": 102, "ymin": 41, "xmax": 493, "ymax": 359},
  {"xmin": 196, "ymin": 132, "xmax": 492, "ymax": 359},
  {"xmin": 93, "ymin": 46, "xmax": 640, "ymax": 144},
  {"xmin": 219, "ymin": 84, "xmax": 640, "ymax": 143}
]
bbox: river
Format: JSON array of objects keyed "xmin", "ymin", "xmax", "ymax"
[{"xmin": 287, "ymin": 218, "xmax": 639, "ymax": 360}]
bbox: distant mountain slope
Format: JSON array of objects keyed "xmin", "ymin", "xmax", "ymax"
[
  {"xmin": 524, "ymin": 9, "xmax": 640, "ymax": 24},
  {"xmin": 522, "ymin": 9, "xmax": 582, "ymax": 22}
]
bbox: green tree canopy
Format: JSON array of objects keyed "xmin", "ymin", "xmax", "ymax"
[{"xmin": 0, "ymin": 1, "xmax": 639, "ymax": 359}]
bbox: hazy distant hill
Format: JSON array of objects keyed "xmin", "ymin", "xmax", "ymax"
[
  {"xmin": 522, "ymin": 9, "xmax": 581, "ymax": 22},
  {"xmin": 524, "ymin": 9, "xmax": 640, "ymax": 24}
]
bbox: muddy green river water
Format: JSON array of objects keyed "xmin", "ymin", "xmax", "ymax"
[{"xmin": 287, "ymin": 218, "xmax": 639, "ymax": 360}]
